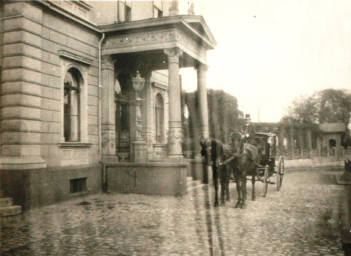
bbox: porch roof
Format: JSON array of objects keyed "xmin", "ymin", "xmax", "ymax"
[{"xmin": 100, "ymin": 15, "xmax": 216, "ymax": 66}]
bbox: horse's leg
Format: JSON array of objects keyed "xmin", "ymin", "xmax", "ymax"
[
  {"xmin": 213, "ymin": 165, "xmax": 219, "ymax": 207},
  {"xmin": 251, "ymin": 168, "xmax": 256, "ymax": 201},
  {"xmin": 234, "ymin": 171, "xmax": 241, "ymax": 208},
  {"xmin": 226, "ymin": 167, "xmax": 231, "ymax": 202},
  {"xmin": 241, "ymin": 170, "xmax": 247, "ymax": 208},
  {"xmin": 220, "ymin": 177, "xmax": 225, "ymax": 206}
]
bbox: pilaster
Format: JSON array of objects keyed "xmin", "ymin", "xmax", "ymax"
[
  {"xmin": 101, "ymin": 55, "xmax": 117, "ymax": 161},
  {"xmin": 0, "ymin": 1, "xmax": 46, "ymax": 169}
]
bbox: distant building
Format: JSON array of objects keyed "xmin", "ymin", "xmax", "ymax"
[{"xmin": 318, "ymin": 122, "xmax": 346, "ymax": 148}]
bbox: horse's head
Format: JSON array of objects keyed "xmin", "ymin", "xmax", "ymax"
[
  {"xmin": 200, "ymin": 138, "xmax": 213, "ymax": 166},
  {"xmin": 230, "ymin": 131, "xmax": 245, "ymax": 153}
]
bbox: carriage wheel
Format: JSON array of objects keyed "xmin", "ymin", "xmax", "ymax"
[
  {"xmin": 263, "ymin": 165, "xmax": 269, "ymax": 197},
  {"xmin": 276, "ymin": 156, "xmax": 284, "ymax": 191}
]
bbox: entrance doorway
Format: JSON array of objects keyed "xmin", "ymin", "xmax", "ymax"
[{"xmin": 115, "ymin": 73, "xmax": 131, "ymax": 161}]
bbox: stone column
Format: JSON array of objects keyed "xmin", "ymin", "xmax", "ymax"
[
  {"xmin": 289, "ymin": 126, "xmax": 294, "ymax": 159},
  {"xmin": 141, "ymin": 73, "xmax": 154, "ymax": 160},
  {"xmin": 164, "ymin": 47, "xmax": 183, "ymax": 158},
  {"xmin": 196, "ymin": 63, "xmax": 209, "ymax": 140},
  {"xmin": 278, "ymin": 126, "xmax": 285, "ymax": 155},
  {"xmin": 298, "ymin": 127, "xmax": 304, "ymax": 158},
  {"xmin": 0, "ymin": 1, "xmax": 46, "ymax": 169},
  {"xmin": 101, "ymin": 55, "xmax": 117, "ymax": 162},
  {"xmin": 307, "ymin": 128, "xmax": 312, "ymax": 157}
]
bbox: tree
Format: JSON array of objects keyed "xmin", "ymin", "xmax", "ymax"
[
  {"xmin": 281, "ymin": 89, "xmax": 351, "ymax": 125},
  {"xmin": 317, "ymin": 89, "xmax": 351, "ymax": 124},
  {"xmin": 182, "ymin": 89, "xmax": 243, "ymax": 154},
  {"xmin": 281, "ymin": 94, "xmax": 319, "ymax": 125}
]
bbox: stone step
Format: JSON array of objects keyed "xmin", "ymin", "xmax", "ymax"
[
  {"xmin": 0, "ymin": 205, "xmax": 22, "ymax": 217},
  {"xmin": 0, "ymin": 190, "xmax": 4, "ymax": 198},
  {"xmin": 0, "ymin": 197, "xmax": 13, "ymax": 207}
]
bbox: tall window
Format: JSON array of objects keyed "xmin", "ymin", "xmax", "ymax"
[
  {"xmin": 155, "ymin": 94, "xmax": 164, "ymax": 143},
  {"xmin": 64, "ymin": 68, "xmax": 81, "ymax": 142},
  {"xmin": 118, "ymin": 1, "xmax": 132, "ymax": 22},
  {"xmin": 125, "ymin": 5, "xmax": 131, "ymax": 21},
  {"xmin": 153, "ymin": 6, "xmax": 162, "ymax": 18}
]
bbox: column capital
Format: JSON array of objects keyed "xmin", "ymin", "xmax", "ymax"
[
  {"xmin": 195, "ymin": 63, "xmax": 209, "ymax": 72},
  {"xmin": 102, "ymin": 55, "xmax": 115, "ymax": 70},
  {"xmin": 164, "ymin": 47, "xmax": 183, "ymax": 63}
]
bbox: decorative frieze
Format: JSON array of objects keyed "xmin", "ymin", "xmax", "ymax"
[
  {"xmin": 103, "ymin": 27, "xmax": 207, "ymax": 62},
  {"xmin": 175, "ymin": 29, "xmax": 206, "ymax": 58},
  {"xmin": 104, "ymin": 29, "xmax": 177, "ymax": 49}
]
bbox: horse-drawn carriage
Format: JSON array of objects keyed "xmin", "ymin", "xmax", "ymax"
[
  {"xmin": 249, "ymin": 132, "xmax": 285, "ymax": 197},
  {"xmin": 200, "ymin": 131, "xmax": 285, "ymax": 208}
]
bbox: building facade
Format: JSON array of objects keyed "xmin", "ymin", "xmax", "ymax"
[{"xmin": 0, "ymin": 1, "xmax": 216, "ymax": 209}]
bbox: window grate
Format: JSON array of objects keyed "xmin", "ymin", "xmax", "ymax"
[{"xmin": 70, "ymin": 178, "xmax": 87, "ymax": 193}]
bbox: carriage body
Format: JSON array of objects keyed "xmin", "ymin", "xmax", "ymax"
[
  {"xmin": 251, "ymin": 132, "xmax": 284, "ymax": 195},
  {"xmin": 252, "ymin": 132, "xmax": 277, "ymax": 175}
]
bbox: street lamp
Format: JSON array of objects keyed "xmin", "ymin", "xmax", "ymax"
[{"xmin": 132, "ymin": 71, "xmax": 145, "ymax": 93}]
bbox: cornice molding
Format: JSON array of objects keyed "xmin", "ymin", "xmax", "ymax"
[{"xmin": 58, "ymin": 50, "xmax": 94, "ymax": 66}]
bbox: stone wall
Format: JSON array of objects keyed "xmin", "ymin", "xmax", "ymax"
[
  {"xmin": 0, "ymin": 1, "xmax": 101, "ymax": 209},
  {"xmin": 0, "ymin": 164, "xmax": 102, "ymax": 210},
  {"xmin": 105, "ymin": 162, "xmax": 187, "ymax": 196},
  {"xmin": 40, "ymin": 3, "xmax": 100, "ymax": 167}
]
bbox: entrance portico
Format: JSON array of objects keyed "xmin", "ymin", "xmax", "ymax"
[{"xmin": 99, "ymin": 15, "xmax": 216, "ymax": 195}]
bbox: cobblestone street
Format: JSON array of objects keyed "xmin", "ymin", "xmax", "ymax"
[{"xmin": 0, "ymin": 168, "xmax": 347, "ymax": 256}]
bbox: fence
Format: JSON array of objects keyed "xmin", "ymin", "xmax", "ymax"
[{"xmin": 281, "ymin": 147, "xmax": 351, "ymax": 160}]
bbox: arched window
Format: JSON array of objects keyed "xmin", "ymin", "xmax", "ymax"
[
  {"xmin": 64, "ymin": 68, "xmax": 82, "ymax": 142},
  {"xmin": 155, "ymin": 93, "xmax": 164, "ymax": 143},
  {"xmin": 329, "ymin": 139, "xmax": 336, "ymax": 148}
]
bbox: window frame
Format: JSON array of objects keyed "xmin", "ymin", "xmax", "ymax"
[
  {"xmin": 60, "ymin": 63, "xmax": 89, "ymax": 146},
  {"xmin": 64, "ymin": 69, "xmax": 81, "ymax": 142}
]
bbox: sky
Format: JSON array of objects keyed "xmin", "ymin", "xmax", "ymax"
[{"xmin": 180, "ymin": 0, "xmax": 351, "ymax": 123}]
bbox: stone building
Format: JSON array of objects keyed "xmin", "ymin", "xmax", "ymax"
[
  {"xmin": 318, "ymin": 123, "xmax": 346, "ymax": 149},
  {"xmin": 0, "ymin": 1, "xmax": 216, "ymax": 209}
]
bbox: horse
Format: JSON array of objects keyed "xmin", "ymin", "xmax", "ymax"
[
  {"xmin": 225, "ymin": 133, "xmax": 261, "ymax": 209},
  {"xmin": 200, "ymin": 138, "xmax": 233, "ymax": 207}
]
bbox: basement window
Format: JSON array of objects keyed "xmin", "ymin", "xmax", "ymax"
[{"xmin": 70, "ymin": 178, "xmax": 87, "ymax": 193}]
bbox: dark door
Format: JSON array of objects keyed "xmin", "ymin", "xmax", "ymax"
[{"xmin": 116, "ymin": 94, "xmax": 130, "ymax": 161}]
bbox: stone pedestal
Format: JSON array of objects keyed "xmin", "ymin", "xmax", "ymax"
[{"xmin": 106, "ymin": 161, "xmax": 188, "ymax": 196}]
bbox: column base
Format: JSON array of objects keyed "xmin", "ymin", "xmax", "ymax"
[
  {"xmin": 0, "ymin": 156, "xmax": 47, "ymax": 170},
  {"xmin": 102, "ymin": 155, "xmax": 119, "ymax": 163},
  {"xmin": 166, "ymin": 155, "xmax": 185, "ymax": 162},
  {"xmin": 189, "ymin": 156, "xmax": 212, "ymax": 184},
  {"xmin": 133, "ymin": 140, "xmax": 147, "ymax": 162}
]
